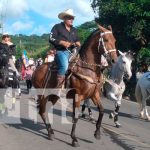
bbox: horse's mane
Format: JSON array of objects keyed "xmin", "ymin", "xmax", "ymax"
[{"xmin": 79, "ymin": 29, "xmax": 100, "ymax": 56}]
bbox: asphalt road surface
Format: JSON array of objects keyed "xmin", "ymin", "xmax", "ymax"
[{"xmin": 0, "ymin": 84, "xmax": 150, "ymax": 150}]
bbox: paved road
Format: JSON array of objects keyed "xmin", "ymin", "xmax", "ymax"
[{"xmin": 0, "ymin": 85, "xmax": 150, "ymax": 150}]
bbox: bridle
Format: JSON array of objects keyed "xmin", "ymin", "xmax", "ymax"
[
  {"xmin": 70, "ymin": 31, "xmax": 117, "ymax": 69},
  {"xmin": 98, "ymin": 31, "xmax": 117, "ymax": 58}
]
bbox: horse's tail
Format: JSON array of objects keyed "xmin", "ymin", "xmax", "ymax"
[{"xmin": 135, "ymin": 81, "xmax": 142, "ymax": 107}]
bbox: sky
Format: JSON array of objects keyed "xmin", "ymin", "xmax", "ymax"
[{"xmin": 0, "ymin": 0, "xmax": 95, "ymax": 35}]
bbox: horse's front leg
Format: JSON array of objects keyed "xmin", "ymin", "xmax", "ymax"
[
  {"xmin": 92, "ymin": 94, "xmax": 104, "ymax": 140},
  {"xmin": 113, "ymin": 103, "xmax": 121, "ymax": 128},
  {"xmin": 113, "ymin": 92, "xmax": 123, "ymax": 128},
  {"xmin": 71, "ymin": 97, "xmax": 81, "ymax": 147}
]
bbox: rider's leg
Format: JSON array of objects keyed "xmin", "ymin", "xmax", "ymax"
[{"xmin": 55, "ymin": 51, "xmax": 70, "ymax": 88}]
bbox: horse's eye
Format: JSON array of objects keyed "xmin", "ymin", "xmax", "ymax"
[{"xmin": 123, "ymin": 61, "xmax": 126, "ymax": 64}]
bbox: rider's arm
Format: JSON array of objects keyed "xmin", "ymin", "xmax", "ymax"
[
  {"xmin": 49, "ymin": 24, "xmax": 72, "ymax": 49},
  {"xmin": 49, "ymin": 25, "xmax": 60, "ymax": 46},
  {"xmin": 58, "ymin": 40, "xmax": 71, "ymax": 48}
]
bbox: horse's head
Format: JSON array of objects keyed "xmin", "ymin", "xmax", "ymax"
[
  {"xmin": 79, "ymin": 24, "xmax": 118, "ymax": 68},
  {"xmin": 97, "ymin": 24, "xmax": 118, "ymax": 65},
  {"xmin": 118, "ymin": 50, "xmax": 134, "ymax": 79}
]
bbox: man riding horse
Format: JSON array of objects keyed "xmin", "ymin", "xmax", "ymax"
[{"xmin": 49, "ymin": 9, "xmax": 81, "ymax": 88}]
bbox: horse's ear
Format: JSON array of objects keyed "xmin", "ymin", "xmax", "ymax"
[
  {"xmin": 127, "ymin": 50, "xmax": 135, "ymax": 60},
  {"xmin": 118, "ymin": 50, "xmax": 125, "ymax": 56},
  {"xmin": 97, "ymin": 24, "xmax": 106, "ymax": 32},
  {"xmin": 108, "ymin": 25, "xmax": 112, "ymax": 31}
]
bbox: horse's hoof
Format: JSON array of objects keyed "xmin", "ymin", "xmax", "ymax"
[
  {"xmin": 115, "ymin": 121, "xmax": 121, "ymax": 128},
  {"xmin": 94, "ymin": 131, "xmax": 101, "ymax": 140},
  {"xmin": 48, "ymin": 133, "xmax": 55, "ymax": 140},
  {"xmin": 116, "ymin": 124, "xmax": 120, "ymax": 128},
  {"xmin": 72, "ymin": 140, "xmax": 80, "ymax": 147}
]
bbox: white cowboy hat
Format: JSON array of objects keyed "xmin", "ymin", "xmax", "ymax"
[{"xmin": 58, "ymin": 9, "xmax": 75, "ymax": 20}]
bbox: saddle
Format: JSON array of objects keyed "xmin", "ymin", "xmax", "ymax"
[{"xmin": 45, "ymin": 48, "xmax": 79, "ymax": 88}]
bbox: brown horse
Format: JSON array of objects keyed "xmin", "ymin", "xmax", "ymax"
[{"xmin": 32, "ymin": 24, "xmax": 118, "ymax": 147}]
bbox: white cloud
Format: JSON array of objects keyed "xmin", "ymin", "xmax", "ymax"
[
  {"xmin": 26, "ymin": 0, "xmax": 94, "ymax": 25},
  {"xmin": 0, "ymin": 0, "xmax": 95, "ymax": 35},
  {"xmin": 0, "ymin": 0, "xmax": 29, "ymax": 20},
  {"xmin": 31, "ymin": 25, "xmax": 49, "ymax": 35},
  {"xmin": 12, "ymin": 21, "xmax": 33, "ymax": 31}
]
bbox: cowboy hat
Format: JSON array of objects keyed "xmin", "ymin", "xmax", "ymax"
[{"xmin": 58, "ymin": 9, "xmax": 75, "ymax": 20}]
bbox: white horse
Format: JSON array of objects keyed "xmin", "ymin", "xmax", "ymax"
[
  {"xmin": 135, "ymin": 72, "xmax": 150, "ymax": 120},
  {"xmin": 104, "ymin": 51, "xmax": 133, "ymax": 127}
]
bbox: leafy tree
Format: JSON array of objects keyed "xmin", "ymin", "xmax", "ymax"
[{"xmin": 91, "ymin": 0, "xmax": 150, "ymax": 58}]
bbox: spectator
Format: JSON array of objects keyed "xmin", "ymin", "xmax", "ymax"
[{"xmin": 24, "ymin": 65, "xmax": 33, "ymax": 93}]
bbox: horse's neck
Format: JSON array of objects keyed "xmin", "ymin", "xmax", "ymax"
[
  {"xmin": 110, "ymin": 63, "xmax": 124, "ymax": 84},
  {"xmin": 80, "ymin": 34, "xmax": 99, "ymax": 64},
  {"xmin": 81, "ymin": 48, "xmax": 94, "ymax": 62}
]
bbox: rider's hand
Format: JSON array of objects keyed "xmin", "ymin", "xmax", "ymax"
[
  {"xmin": 75, "ymin": 41, "xmax": 81, "ymax": 47},
  {"xmin": 59, "ymin": 40, "xmax": 71, "ymax": 48}
]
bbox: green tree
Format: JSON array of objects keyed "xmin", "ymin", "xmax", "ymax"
[{"xmin": 91, "ymin": 0, "xmax": 150, "ymax": 56}]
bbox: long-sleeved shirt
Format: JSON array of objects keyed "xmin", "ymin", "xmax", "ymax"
[{"xmin": 49, "ymin": 22, "xmax": 80, "ymax": 50}]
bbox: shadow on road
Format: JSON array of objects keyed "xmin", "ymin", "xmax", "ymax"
[{"xmin": 7, "ymin": 117, "xmax": 93, "ymax": 146}]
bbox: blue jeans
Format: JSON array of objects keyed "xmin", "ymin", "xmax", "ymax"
[{"xmin": 55, "ymin": 50, "xmax": 70, "ymax": 75}]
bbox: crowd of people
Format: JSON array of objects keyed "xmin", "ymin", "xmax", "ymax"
[{"xmin": 0, "ymin": 32, "xmax": 58, "ymax": 92}]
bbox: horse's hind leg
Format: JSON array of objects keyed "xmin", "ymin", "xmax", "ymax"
[
  {"xmin": 39, "ymin": 96, "xmax": 55, "ymax": 140},
  {"xmin": 81, "ymin": 99, "xmax": 92, "ymax": 118},
  {"xmin": 145, "ymin": 106, "xmax": 150, "ymax": 121},
  {"xmin": 140, "ymin": 89, "xmax": 147, "ymax": 119},
  {"xmin": 143, "ymin": 97, "xmax": 150, "ymax": 120}
]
